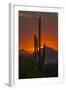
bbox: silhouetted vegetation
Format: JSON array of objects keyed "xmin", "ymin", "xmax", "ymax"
[{"xmin": 19, "ymin": 50, "xmax": 58, "ymax": 79}]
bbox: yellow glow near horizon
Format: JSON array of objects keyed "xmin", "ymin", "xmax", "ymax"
[{"xmin": 29, "ymin": 46, "xmax": 43, "ymax": 53}]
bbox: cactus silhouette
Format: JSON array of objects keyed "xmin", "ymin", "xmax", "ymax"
[
  {"xmin": 34, "ymin": 35, "xmax": 38, "ymax": 59},
  {"xmin": 33, "ymin": 16, "xmax": 46, "ymax": 73},
  {"xmin": 38, "ymin": 16, "xmax": 41, "ymax": 71},
  {"xmin": 41, "ymin": 43, "xmax": 46, "ymax": 71},
  {"xmin": 43, "ymin": 43, "xmax": 46, "ymax": 64}
]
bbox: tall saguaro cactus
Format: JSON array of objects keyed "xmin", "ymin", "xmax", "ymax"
[
  {"xmin": 38, "ymin": 16, "xmax": 41, "ymax": 71},
  {"xmin": 34, "ymin": 35, "xmax": 38, "ymax": 59}
]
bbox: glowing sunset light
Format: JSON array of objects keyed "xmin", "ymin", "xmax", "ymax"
[{"xmin": 19, "ymin": 11, "xmax": 58, "ymax": 53}]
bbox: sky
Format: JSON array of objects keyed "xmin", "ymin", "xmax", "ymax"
[{"xmin": 19, "ymin": 11, "xmax": 58, "ymax": 53}]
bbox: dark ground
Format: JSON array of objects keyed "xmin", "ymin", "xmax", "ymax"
[{"xmin": 19, "ymin": 55, "xmax": 58, "ymax": 79}]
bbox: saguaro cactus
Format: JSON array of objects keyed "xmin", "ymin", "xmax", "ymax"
[
  {"xmin": 34, "ymin": 35, "xmax": 38, "ymax": 59},
  {"xmin": 41, "ymin": 43, "xmax": 46, "ymax": 71},
  {"xmin": 38, "ymin": 16, "xmax": 41, "ymax": 71}
]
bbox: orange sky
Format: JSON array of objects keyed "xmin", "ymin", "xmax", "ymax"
[{"xmin": 19, "ymin": 11, "xmax": 58, "ymax": 53}]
